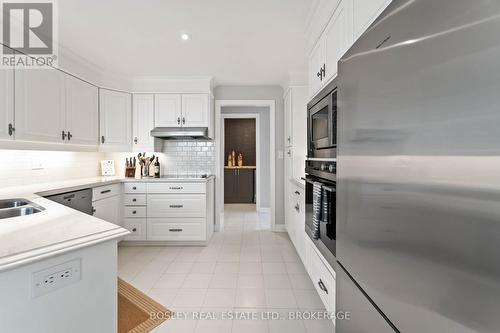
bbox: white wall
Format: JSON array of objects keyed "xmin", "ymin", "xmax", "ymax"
[
  {"xmin": 222, "ymin": 106, "xmax": 270, "ymax": 209},
  {"xmin": 214, "ymin": 85, "xmax": 285, "ymax": 224},
  {"xmin": 0, "ymin": 150, "xmax": 104, "ymax": 188}
]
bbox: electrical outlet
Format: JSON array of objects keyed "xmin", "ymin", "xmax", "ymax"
[{"xmin": 32, "ymin": 258, "xmax": 81, "ymax": 298}]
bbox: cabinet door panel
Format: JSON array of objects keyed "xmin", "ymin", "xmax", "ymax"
[
  {"xmin": 182, "ymin": 94, "xmax": 208, "ymax": 127},
  {"xmin": 0, "ymin": 69, "xmax": 14, "ymax": 140},
  {"xmin": 93, "ymin": 195, "xmax": 121, "ymax": 226},
  {"xmin": 324, "ymin": 0, "xmax": 353, "ymax": 82},
  {"xmin": 224, "ymin": 169, "xmax": 237, "ymax": 203},
  {"xmin": 155, "ymin": 94, "xmax": 181, "ymax": 127},
  {"xmin": 238, "ymin": 169, "xmax": 254, "ymax": 203},
  {"xmin": 308, "ymin": 40, "xmax": 324, "ymax": 98},
  {"xmin": 291, "ymin": 87, "xmax": 308, "ymax": 182},
  {"xmin": 132, "ymin": 94, "xmax": 154, "ymax": 151},
  {"xmin": 99, "ymin": 89, "xmax": 132, "ymax": 147},
  {"xmin": 284, "ymin": 89, "xmax": 292, "ymax": 147},
  {"xmin": 15, "ymin": 68, "xmax": 65, "ymax": 143},
  {"xmin": 66, "ymin": 76, "xmax": 98, "ymax": 145}
]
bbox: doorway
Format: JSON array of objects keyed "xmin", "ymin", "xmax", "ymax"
[
  {"xmin": 223, "ymin": 117, "xmax": 257, "ymax": 205},
  {"xmin": 215, "ymin": 100, "xmax": 276, "ymax": 232}
]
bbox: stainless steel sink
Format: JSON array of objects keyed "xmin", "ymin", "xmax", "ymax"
[
  {"xmin": 0, "ymin": 199, "xmax": 45, "ymax": 220},
  {"xmin": 0, "ymin": 199, "xmax": 29, "ymax": 209}
]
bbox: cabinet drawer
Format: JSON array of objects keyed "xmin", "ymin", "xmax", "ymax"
[
  {"xmin": 124, "ymin": 182, "xmax": 146, "ymax": 194},
  {"xmin": 92, "ymin": 184, "xmax": 121, "ymax": 201},
  {"xmin": 147, "ymin": 194, "xmax": 206, "ymax": 217},
  {"xmin": 147, "ymin": 182, "xmax": 205, "ymax": 194},
  {"xmin": 308, "ymin": 240, "xmax": 336, "ymax": 313},
  {"xmin": 123, "ymin": 218, "xmax": 146, "ymax": 241},
  {"xmin": 147, "ymin": 219, "xmax": 205, "ymax": 241},
  {"xmin": 123, "ymin": 194, "xmax": 146, "ymax": 206},
  {"xmin": 123, "ymin": 206, "xmax": 146, "ymax": 218}
]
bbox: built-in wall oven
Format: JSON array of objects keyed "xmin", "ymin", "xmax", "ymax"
[
  {"xmin": 305, "ymin": 79, "xmax": 338, "ymax": 268},
  {"xmin": 304, "ymin": 163, "xmax": 336, "ymax": 267}
]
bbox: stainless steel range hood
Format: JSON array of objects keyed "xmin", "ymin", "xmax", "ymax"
[{"xmin": 150, "ymin": 127, "xmax": 210, "ymax": 140}]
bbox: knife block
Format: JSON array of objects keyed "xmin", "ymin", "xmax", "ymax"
[{"xmin": 125, "ymin": 167, "xmax": 135, "ymax": 178}]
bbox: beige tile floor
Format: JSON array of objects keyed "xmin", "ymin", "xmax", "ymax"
[{"xmin": 118, "ymin": 204, "xmax": 335, "ymax": 333}]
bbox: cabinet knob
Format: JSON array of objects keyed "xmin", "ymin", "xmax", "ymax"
[
  {"xmin": 132, "ymin": 228, "xmax": 137, "ymax": 232},
  {"xmin": 101, "ymin": 135, "xmax": 105, "ymax": 144},
  {"xmin": 177, "ymin": 117, "xmax": 181, "ymax": 124},
  {"xmin": 182, "ymin": 117, "xmax": 186, "ymax": 125},
  {"xmin": 294, "ymin": 204, "xmax": 300, "ymax": 212},
  {"xmin": 134, "ymin": 137, "xmax": 138, "ymax": 144},
  {"xmin": 132, "ymin": 198, "xmax": 137, "ymax": 202},
  {"xmin": 61, "ymin": 131, "xmax": 67, "ymax": 141},
  {"xmin": 132, "ymin": 210, "xmax": 137, "ymax": 214},
  {"xmin": 132, "ymin": 186, "xmax": 137, "ymax": 190},
  {"xmin": 318, "ymin": 279, "xmax": 328, "ymax": 294},
  {"xmin": 294, "ymin": 191, "xmax": 300, "ymax": 195},
  {"xmin": 67, "ymin": 131, "xmax": 72, "ymax": 141}
]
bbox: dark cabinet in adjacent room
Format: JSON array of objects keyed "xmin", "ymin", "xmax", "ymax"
[{"xmin": 224, "ymin": 168, "xmax": 255, "ymax": 203}]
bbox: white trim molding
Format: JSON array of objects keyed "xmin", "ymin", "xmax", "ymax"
[{"xmin": 215, "ymin": 100, "xmax": 276, "ymax": 232}]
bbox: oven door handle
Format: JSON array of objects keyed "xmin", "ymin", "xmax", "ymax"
[{"xmin": 302, "ymin": 177, "xmax": 336, "ymax": 191}]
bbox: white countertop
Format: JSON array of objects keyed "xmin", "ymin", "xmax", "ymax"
[{"xmin": 0, "ymin": 175, "xmax": 215, "ymax": 272}]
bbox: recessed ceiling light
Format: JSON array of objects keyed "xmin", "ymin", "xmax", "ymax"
[{"xmin": 180, "ymin": 33, "xmax": 190, "ymax": 41}]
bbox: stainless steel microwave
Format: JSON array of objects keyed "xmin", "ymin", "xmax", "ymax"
[{"xmin": 307, "ymin": 80, "xmax": 337, "ymax": 157}]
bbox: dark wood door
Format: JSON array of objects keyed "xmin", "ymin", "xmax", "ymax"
[
  {"xmin": 237, "ymin": 169, "xmax": 254, "ymax": 203},
  {"xmin": 224, "ymin": 169, "xmax": 237, "ymax": 203},
  {"xmin": 224, "ymin": 168, "xmax": 255, "ymax": 203}
]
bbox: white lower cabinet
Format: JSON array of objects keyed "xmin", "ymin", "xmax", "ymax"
[
  {"xmin": 307, "ymin": 237, "xmax": 336, "ymax": 315},
  {"xmin": 92, "ymin": 194, "xmax": 121, "ymax": 226},
  {"xmin": 121, "ymin": 179, "xmax": 214, "ymax": 243},
  {"xmin": 123, "ymin": 218, "xmax": 147, "ymax": 241},
  {"xmin": 147, "ymin": 219, "xmax": 205, "ymax": 241}
]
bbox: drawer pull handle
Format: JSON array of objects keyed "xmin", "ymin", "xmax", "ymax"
[
  {"xmin": 132, "ymin": 198, "xmax": 137, "ymax": 202},
  {"xmin": 294, "ymin": 204, "xmax": 300, "ymax": 212},
  {"xmin": 294, "ymin": 191, "xmax": 300, "ymax": 195},
  {"xmin": 169, "ymin": 186, "xmax": 183, "ymax": 190},
  {"xmin": 169, "ymin": 205, "xmax": 183, "ymax": 208},
  {"xmin": 100, "ymin": 189, "xmax": 111, "ymax": 194},
  {"xmin": 318, "ymin": 279, "xmax": 328, "ymax": 294},
  {"xmin": 132, "ymin": 186, "xmax": 137, "ymax": 190},
  {"xmin": 132, "ymin": 228, "xmax": 137, "ymax": 232},
  {"xmin": 169, "ymin": 228, "xmax": 183, "ymax": 232}
]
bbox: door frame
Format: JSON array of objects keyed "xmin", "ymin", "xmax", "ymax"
[
  {"xmin": 215, "ymin": 100, "xmax": 276, "ymax": 232},
  {"xmin": 221, "ymin": 113, "xmax": 261, "ymax": 210}
]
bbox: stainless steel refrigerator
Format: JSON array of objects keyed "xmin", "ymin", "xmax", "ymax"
[{"xmin": 337, "ymin": 0, "xmax": 500, "ymax": 332}]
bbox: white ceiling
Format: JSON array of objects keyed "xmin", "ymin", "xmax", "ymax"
[{"xmin": 58, "ymin": 0, "xmax": 312, "ymax": 86}]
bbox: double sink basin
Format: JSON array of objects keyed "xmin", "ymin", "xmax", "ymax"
[{"xmin": 0, "ymin": 199, "xmax": 45, "ymax": 219}]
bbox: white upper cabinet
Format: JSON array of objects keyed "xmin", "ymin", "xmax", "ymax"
[
  {"xmin": 15, "ymin": 68, "xmax": 66, "ymax": 143},
  {"xmin": 133, "ymin": 94, "xmax": 155, "ymax": 151},
  {"xmin": 291, "ymin": 87, "xmax": 308, "ymax": 182},
  {"xmin": 99, "ymin": 89, "xmax": 132, "ymax": 150},
  {"xmin": 353, "ymin": 0, "xmax": 392, "ymax": 40},
  {"xmin": 308, "ymin": 0, "xmax": 353, "ymax": 98},
  {"xmin": 284, "ymin": 89, "xmax": 293, "ymax": 147},
  {"xmin": 155, "ymin": 94, "xmax": 182, "ymax": 127},
  {"xmin": 308, "ymin": 40, "xmax": 325, "ymax": 98},
  {"xmin": 0, "ymin": 69, "xmax": 14, "ymax": 141},
  {"xmin": 65, "ymin": 76, "xmax": 98, "ymax": 146},
  {"xmin": 182, "ymin": 94, "xmax": 209, "ymax": 127},
  {"xmin": 323, "ymin": 0, "xmax": 353, "ymax": 82}
]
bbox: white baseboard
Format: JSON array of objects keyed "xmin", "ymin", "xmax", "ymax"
[
  {"xmin": 273, "ymin": 224, "xmax": 287, "ymax": 232},
  {"xmin": 258, "ymin": 207, "xmax": 271, "ymax": 213}
]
